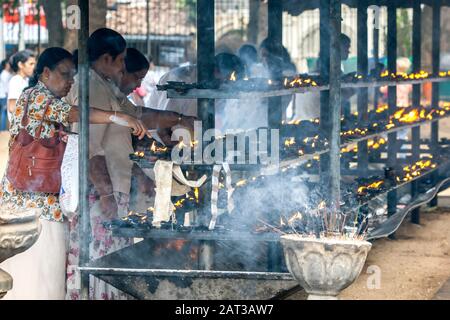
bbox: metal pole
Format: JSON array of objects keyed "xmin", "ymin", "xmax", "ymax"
[
  {"xmin": 197, "ymin": 0, "xmax": 215, "ymax": 271},
  {"xmin": 78, "ymin": 0, "xmax": 90, "ymax": 300},
  {"xmin": 37, "ymin": 2, "xmax": 41, "ymax": 55},
  {"xmin": 0, "ymin": 8, "xmax": 5, "ymax": 61},
  {"xmin": 357, "ymin": 0, "xmax": 369, "ymax": 173},
  {"xmin": 267, "ymin": 0, "xmax": 283, "ymax": 272},
  {"xmin": 329, "ymin": 0, "xmax": 342, "ymax": 211},
  {"xmin": 319, "ymin": 0, "xmax": 331, "ymax": 193},
  {"xmin": 18, "ymin": 0, "xmax": 26, "ymax": 51},
  {"xmin": 387, "ymin": 0, "xmax": 398, "ymax": 237},
  {"xmin": 267, "ymin": 0, "xmax": 283, "ymax": 130},
  {"xmin": 430, "ymin": 0, "xmax": 441, "ymax": 208},
  {"xmin": 146, "ymin": 0, "xmax": 151, "ymax": 56},
  {"xmin": 372, "ymin": 6, "xmax": 380, "ymax": 108},
  {"xmin": 411, "ymin": 0, "xmax": 422, "ymax": 224}
]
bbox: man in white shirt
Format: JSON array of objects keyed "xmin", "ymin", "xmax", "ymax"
[
  {"xmin": 148, "ymin": 54, "xmax": 268, "ymax": 136},
  {"xmin": 0, "ymin": 59, "xmax": 13, "ymax": 130}
]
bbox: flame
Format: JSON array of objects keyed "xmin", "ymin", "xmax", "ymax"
[
  {"xmin": 369, "ymin": 181, "xmax": 384, "ymax": 189},
  {"xmin": 174, "ymin": 198, "xmax": 186, "ymax": 208},
  {"xmin": 376, "ymin": 104, "xmax": 388, "ymax": 113},
  {"xmin": 151, "ymin": 141, "xmax": 168, "ymax": 153},
  {"xmin": 385, "ymin": 123, "xmax": 395, "ymax": 130},
  {"xmin": 284, "ymin": 137, "xmax": 296, "ymax": 147},
  {"xmin": 194, "ymin": 188, "xmax": 199, "ymax": 203},
  {"xmin": 398, "ymin": 109, "xmax": 420, "ymax": 123},
  {"xmin": 288, "ymin": 212, "xmax": 302, "ymax": 225},
  {"xmin": 288, "ymin": 119, "xmax": 301, "ymax": 125},
  {"xmin": 393, "ymin": 108, "xmax": 406, "ymax": 120},
  {"xmin": 318, "ymin": 201, "xmax": 326, "ymax": 210},
  {"xmin": 236, "ymin": 180, "xmax": 247, "ymax": 187},
  {"xmin": 358, "ymin": 180, "xmax": 384, "ymax": 194},
  {"xmin": 230, "ymin": 71, "xmax": 237, "ymax": 81}
]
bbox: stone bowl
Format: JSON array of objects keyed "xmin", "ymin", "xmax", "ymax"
[
  {"xmin": 0, "ymin": 208, "xmax": 41, "ymax": 298},
  {"xmin": 280, "ymin": 234, "xmax": 372, "ymax": 300}
]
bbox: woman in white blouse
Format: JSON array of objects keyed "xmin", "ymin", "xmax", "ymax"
[{"xmin": 7, "ymin": 50, "xmax": 36, "ymax": 122}]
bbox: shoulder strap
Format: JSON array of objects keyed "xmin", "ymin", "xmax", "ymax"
[
  {"xmin": 34, "ymin": 99, "xmax": 54, "ymax": 140},
  {"xmin": 20, "ymin": 88, "xmax": 35, "ymax": 127},
  {"xmin": 20, "ymin": 88, "xmax": 55, "ymax": 140}
]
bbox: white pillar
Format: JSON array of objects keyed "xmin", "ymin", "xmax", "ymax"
[
  {"xmin": 0, "ymin": 14, "xmax": 5, "ymax": 60},
  {"xmin": 18, "ymin": 0, "xmax": 26, "ymax": 51}
]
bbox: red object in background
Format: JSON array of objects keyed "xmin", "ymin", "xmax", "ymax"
[
  {"xmin": 134, "ymin": 86, "xmax": 147, "ymax": 98},
  {"xmin": 423, "ymin": 82, "xmax": 432, "ymax": 105},
  {"xmin": 3, "ymin": 3, "xmax": 47, "ymax": 27}
]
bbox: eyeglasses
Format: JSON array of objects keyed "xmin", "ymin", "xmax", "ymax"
[{"xmin": 55, "ymin": 67, "xmax": 76, "ymax": 81}]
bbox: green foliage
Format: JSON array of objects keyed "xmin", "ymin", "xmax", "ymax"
[
  {"xmin": 176, "ymin": 0, "xmax": 196, "ymax": 25},
  {"xmin": 397, "ymin": 9, "xmax": 412, "ymax": 58}
]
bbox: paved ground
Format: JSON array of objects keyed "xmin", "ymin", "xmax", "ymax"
[
  {"xmin": 286, "ymin": 210, "xmax": 450, "ymax": 300},
  {"xmin": 433, "ymin": 278, "xmax": 450, "ymax": 300}
]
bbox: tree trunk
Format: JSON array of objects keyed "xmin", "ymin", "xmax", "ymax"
[
  {"xmin": 89, "ymin": 0, "xmax": 107, "ymax": 33},
  {"xmin": 62, "ymin": 0, "xmax": 108, "ymax": 51},
  {"xmin": 441, "ymin": 7, "xmax": 450, "ymax": 56},
  {"xmin": 258, "ymin": 1, "xmax": 268, "ymax": 45},
  {"xmin": 63, "ymin": 0, "xmax": 79, "ymax": 52},
  {"xmin": 421, "ymin": 6, "xmax": 432, "ymax": 71},
  {"xmin": 41, "ymin": 0, "xmax": 64, "ymax": 47},
  {"xmin": 247, "ymin": 0, "xmax": 260, "ymax": 45}
]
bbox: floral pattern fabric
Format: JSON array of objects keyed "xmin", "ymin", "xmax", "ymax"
[
  {"xmin": 66, "ymin": 191, "xmax": 132, "ymax": 300},
  {"xmin": 0, "ymin": 81, "xmax": 71, "ymax": 223}
]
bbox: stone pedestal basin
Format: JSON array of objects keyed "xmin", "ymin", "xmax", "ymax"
[
  {"xmin": 280, "ymin": 234, "xmax": 372, "ymax": 300},
  {"xmin": 0, "ymin": 207, "xmax": 41, "ymax": 298}
]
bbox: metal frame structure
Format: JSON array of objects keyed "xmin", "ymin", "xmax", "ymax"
[{"xmin": 76, "ymin": 0, "xmax": 449, "ymax": 299}]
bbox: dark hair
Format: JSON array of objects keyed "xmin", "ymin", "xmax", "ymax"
[
  {"xmin": 1, "ymin": 59, "xmax": 8, "ymax": 72},
  {"xmin": 29, "ymin": 47, "xmax": 73, "ymax": 87},
  {"xmin": 238, "ymin": 44, "xmax": 258, "ymax": 76},
  {"xmin": 87, "ymin": 28, "xmax": 126, "ymax": 63},
  {"xmin": 125, "ymin": 48, "xmax": 149, "ymax": 73},
  {"xmin": 259, "ymin": 37, "xmax": 297, "ymax": 78},
  {"xmin": 214, "ymin": 53, "xmax": 245, "ymax": 80},
  {"xmin": 10, "ymin": 50, "xmax": 35, "ymax": 73},
  {"xmin": 238, "ymin": 44, "xmax": 258, "ymax": 62},
  {"xmin": 340, "ymin": 33, "xmax": 351, "ymax": 44}
]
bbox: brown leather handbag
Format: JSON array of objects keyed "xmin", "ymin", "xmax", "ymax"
[{"xmin": 6, "ymin": 89, "xmax": 67, "ymax": 194}]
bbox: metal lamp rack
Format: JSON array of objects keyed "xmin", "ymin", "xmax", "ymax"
[{"xmin": 76, "ymin": 0, "xmax": 450, "ymax": 299}]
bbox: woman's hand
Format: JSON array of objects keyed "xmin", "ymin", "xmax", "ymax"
[{"xmin": 116, "ymin": 113, "xmax": 149, "ymax": 140}]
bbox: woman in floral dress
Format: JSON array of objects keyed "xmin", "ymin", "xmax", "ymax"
[{"xmin": 0, "ymin": 47, "xmax": 147, "ymax": 300}]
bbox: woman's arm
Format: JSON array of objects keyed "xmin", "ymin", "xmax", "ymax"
[
  {"xmin": 141, "ymin": 109, "xmax": 196, "ymax": 132},
  {"xmin": 68, "ymin": 106, "xmax": 148, "ymax": 140},
  {"xmin": 7, "ymin": 99, "xmax": 17, "ymax": 114}
]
